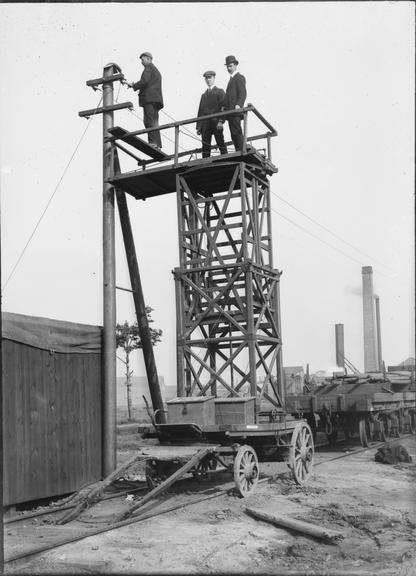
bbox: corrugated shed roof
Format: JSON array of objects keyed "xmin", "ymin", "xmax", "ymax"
[{"xmin": 2, "ymin": 312, "xmax": 102, "ymax": 354}]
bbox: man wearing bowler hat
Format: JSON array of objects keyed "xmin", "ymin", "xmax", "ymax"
[
  {"xmin": 128, "ymin": 52, "xmax": 164, "ymax": 149},
  {"xmin": 196, "ymin": 71, "xmax": 227, "ymax": 158},
  {"xmin": 219, "ymin": 55, "xmax": 247, "ymax": 151}
]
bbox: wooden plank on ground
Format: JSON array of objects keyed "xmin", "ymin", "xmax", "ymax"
[{"xmin": 245, "ymin": 507, "xmax": 344, "ymax": 542}]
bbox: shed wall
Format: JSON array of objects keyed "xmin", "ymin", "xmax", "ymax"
[{"xmin": 3, "ymin": 339, "xmax": 103, "ymax": 506}]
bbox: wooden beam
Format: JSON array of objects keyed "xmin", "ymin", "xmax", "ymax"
[
  {"xmin": 245, "ymin": 507, "xmax": 344, "ymax": 542},
  {"xmin": 78, "ymin": 102, "xmax": 133, "ymax": 118}
]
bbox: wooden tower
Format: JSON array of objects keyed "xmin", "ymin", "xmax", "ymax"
[
  {"xmin": 80, "ymin": 65, "xmax": 283, "ymax": 437},
  {"xmin": 174, "ymin": 154, "xmax": 284, "ymax": 417}
]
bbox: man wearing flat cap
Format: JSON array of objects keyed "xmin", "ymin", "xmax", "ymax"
[
  {"xmin": 196, "ymin": 71, "xmax": 227, "ymax": 158},
  {"xmin": 129, "ymin": 52, "xmax": 164, "ymax": 149},
  {"xmin": 219, "ymin": 55, "xmax": 247, "ymax": 151}
]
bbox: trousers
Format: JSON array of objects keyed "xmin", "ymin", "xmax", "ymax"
[
  {"xmin": 142, "ymin": 103, "xmax": 162, "ymax": 148},
  {"xmin": 201, "ymin": 119, "xmax": 227, "ymax": 158},
  {"xmin": 228, "ymin": 115, "xmax": 243, "ymax": 151}
]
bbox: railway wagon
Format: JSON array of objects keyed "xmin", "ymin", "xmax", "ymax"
[{"xmin": 284, "ymin": 373, "xmax": 416, "ymax": 447}]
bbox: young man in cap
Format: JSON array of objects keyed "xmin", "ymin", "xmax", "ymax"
[
  {"xmin": 196, "ymin": 71, "xmax": 227, "ymax": 158},
  {"xmin": 219, "ymin": 55, "xmax": 247, "ymax": 151},
  {"xmin": 128, "ymin": 52, "xmax": 164, "ymax": 149}
]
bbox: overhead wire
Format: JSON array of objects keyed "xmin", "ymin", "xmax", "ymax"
[
  {"xmin": 270, "ymin": 190, "xmax": 394, "ymax": 273},
  {"xmin": 270, "ymin": 205, "xmax": 391, "ymax": 276},
  {"xmin": 116, "ymin": 80, "xmax": 224, "ymax": 154},
  {"xmin": 2, "ymin": 93, "xmax": 104, "ymax": 292}
]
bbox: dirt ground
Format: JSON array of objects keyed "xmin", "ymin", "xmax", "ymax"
[{"xmin": 5, "ymin": 434, "xmax": 416, "ymax": 575}]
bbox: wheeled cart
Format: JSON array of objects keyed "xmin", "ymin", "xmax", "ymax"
[{"xmin": 140, "ymin": 415, "xmax": 314, "ymax": 498}]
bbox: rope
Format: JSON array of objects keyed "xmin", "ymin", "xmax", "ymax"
[{"xmin": 2, "ymin": 94, "xmax": 103, "ymax": 292}]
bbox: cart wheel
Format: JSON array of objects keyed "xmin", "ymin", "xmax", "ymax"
[
  {"xmin": 145, "ymin": 460, "xmax": 177, "ymax": 490},
  {"xmin": 145, "ymin": 461, "xmax": 162, "ymax": 490},
  {"xmin": 289, "ymin": 422, "xmax": 314, "ymax": 486},
  {"xmin": 233, "ymin": 445, "xmax": 259, "ymax": 497},
  {"xmin": 192, "ymin": 454, "xmax": 217, "ymax": 482}
]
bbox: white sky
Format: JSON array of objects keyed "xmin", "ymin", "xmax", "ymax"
[{"xmin": 0, "ymin": 2, "xmax": 414, "ymax": 383}]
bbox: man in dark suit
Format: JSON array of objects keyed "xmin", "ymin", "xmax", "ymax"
[
  {"xmin": 196, "ymin": 71, "xmax": 227, "ymax": 158},
  {"xmin": 129, "ymin": 52, "xmax": 164, "ymax": 149},
  {"xmin": 219, "ymin": 55, "xmax": 247, "ymax": 151}
]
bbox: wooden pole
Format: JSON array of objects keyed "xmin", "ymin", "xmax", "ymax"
[
  {"xmin": 102, "ymin": 63, "xmax": 117, "ymax": 476},
  {"xmin": 114, "ymin": 154, "xmax": 166, "ymax": 423},
  {"xmin": 245, "ymin": 507, "xmax": 344, "ymax": 542},
  {"xmin": 114, "ymin": 447, "xmax": 212, "ymax": 522},
  {"xmin": 57, "ymin": 453, "xmax": 141, "ymax": 525}
]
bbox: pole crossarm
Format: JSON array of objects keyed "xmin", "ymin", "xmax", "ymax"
[
  {"xmin": 86, "ymin": 73, "xmax": 125, "ymax": 87},
  {"xmin": 79, "ymin": 102, "xmax": 133, "ymax": 118}
]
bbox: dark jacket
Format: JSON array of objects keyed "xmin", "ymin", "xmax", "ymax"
[
  {"xmin": 196, "ymin": 86, "xmax": 226, "ymax": 131},
  {"xmin": 132, "ymin": 63, "xmax": 164, "ymax": 110},
  {"xmin": 223, "ymin": 72, "xmax": 247, "ymax": 110}
]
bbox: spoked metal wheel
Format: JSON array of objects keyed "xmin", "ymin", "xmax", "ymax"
[
  {"xmin": 289, "ymin": 422, "xmax": 314, "ymax": 485},
  {"xmin": 233, "ymin": 445, "xmax": 259, "ymax": 497},
  {"xmin": 192, "ymin": 454, "xmax": 217, "ymax": 482},
  {"xmin": 359, "ymin": 418, "xmax": 375, "ymax": 447}
]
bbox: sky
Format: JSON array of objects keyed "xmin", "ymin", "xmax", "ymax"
[{"xmin": 0, "ymin": 2, "xmax": 414, "ymax": 385}]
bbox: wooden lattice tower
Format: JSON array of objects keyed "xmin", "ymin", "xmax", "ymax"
[{"xmin": 174, "ymin": 158, "xmax": 284, "ymax": 417}]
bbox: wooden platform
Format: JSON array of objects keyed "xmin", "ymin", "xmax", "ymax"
[{"xmin": 109, "ymin": 149, "xmax": 277, "ymax": 200}]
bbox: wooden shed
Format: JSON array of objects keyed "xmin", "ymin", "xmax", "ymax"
[{"xmin": 2, "ymin": 312, "xmax": 103, "ymax": 506}]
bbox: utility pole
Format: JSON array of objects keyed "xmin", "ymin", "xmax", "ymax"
[
  {"xmin": 79, "ymin": 64, "xmax": 133, "ymax": 476},
  {"xmin": 102, "ymin": 63, "xmax": 117, "ymax": 475}
]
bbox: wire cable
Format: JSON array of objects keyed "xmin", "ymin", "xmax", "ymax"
[
  {"xmin": 271, "ymin": 190, "xmax": 394, "ymax": 273},
  {"xmin": 118, "ymin": 81, "xmax": 223, "ymax": 153},
  {"xmin": 2, "ymin": 94, "xmax": 103, "ymax": 292},
  {"xmin": 270, "ymin": 205, "xmax": 391, "ymax": 275}
]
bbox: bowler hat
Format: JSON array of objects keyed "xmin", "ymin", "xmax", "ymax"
[
  {"xmin": 140, "ymin": 51, "xmax": 153, "ymax": 59},
  {"xmin": 225, "ymin": 55, "xmax": 238, "ymax": 66},
  {"xmin": 203, "ymin": 70, "xmax": 216, "ymax": 78}
]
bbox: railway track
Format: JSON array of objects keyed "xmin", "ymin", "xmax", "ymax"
[{"xmin": 5, "ymin": 434, "xmax": 413, "ymax": 570}]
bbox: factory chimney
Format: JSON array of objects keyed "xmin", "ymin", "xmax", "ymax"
[
  {"xmin": 335, "ymin": 323, "xmax": 345, "ymax": 370},
  {"xmin": 361, "ymin": 266, "xmax": 378, "ymax": 372},
  {"xmin": 374, "ymin": 295, "xmax": 383, "ymax": 372}
]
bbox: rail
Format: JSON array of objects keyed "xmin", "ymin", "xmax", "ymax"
[{"xmin": 106, "ymin": 104, "xmax": 278, "ymax": 168}]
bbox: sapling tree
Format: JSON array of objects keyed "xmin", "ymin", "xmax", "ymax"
[{"xmin": 116, "ymin": 308, "xmax": 162, "ymax": 421}]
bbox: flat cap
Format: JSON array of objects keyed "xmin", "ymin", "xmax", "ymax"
[
  {"xmin": 203, "ymin": 70, "xmax": 216, "ymax": 77},
  {"xmin": 225, "ymin": 55, "xmax": 239, "ymax": 66},
  {"xmin": 139, "ymin": 51, "xmax": 153, "ymax": 59}
]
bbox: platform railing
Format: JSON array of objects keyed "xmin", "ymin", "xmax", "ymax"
[{"xmin": 106, "ymin": 104, "xmax": 278, "ymax": 168}]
